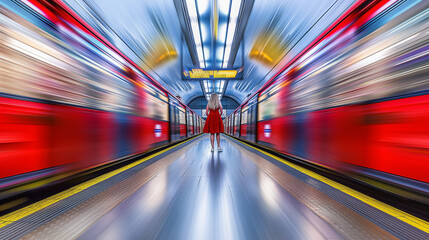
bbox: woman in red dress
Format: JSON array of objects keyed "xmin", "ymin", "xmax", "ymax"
[{"xmin": 203, "ymin": 93, "xmax": 224, "ymax": 152}]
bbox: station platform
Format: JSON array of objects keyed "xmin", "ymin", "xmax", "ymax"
[{"xmin": 0, "ymin": 135, "xmax": 428, "ymax": 240}]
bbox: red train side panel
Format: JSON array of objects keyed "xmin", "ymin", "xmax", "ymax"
[
  {"xmin": 257, "ymin": 116, "xmax": 293, "ymax": 155},
  {"xmin": 0, "ymin": 97, "xmax": 50, "ymax": 178},
  {"xmin": 368, "ymin": 95, "xmax": 429, "ymax": 183}
]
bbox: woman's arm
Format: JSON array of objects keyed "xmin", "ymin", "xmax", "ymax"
[
  {"xmin": 219, "ymin": 105, "xmax": 223, "ymax": 115},
  {"xmin": 206, "ymin": 105, "xmax": 209, "ymax": 115}
]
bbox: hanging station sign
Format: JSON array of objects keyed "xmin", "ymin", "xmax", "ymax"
[{"xmin": 182, "ymin": 67, "xmax": 243, "ymax": 80}]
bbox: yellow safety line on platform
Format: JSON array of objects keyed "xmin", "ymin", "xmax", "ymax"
[
  {"xmin": 227, "ymin": 136, "xmax": 429, "ymax": 233},
  {"xmin": 0, "ymin": 136, "xmax": 199, "ymax": 228}
]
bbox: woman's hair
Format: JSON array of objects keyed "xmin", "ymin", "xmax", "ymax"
[{"xmin": 207, "ymin": 93, "xmax": 221, "ymax": 110}]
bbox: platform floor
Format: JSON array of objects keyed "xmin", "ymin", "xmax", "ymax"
[{"xmin": 0, "ymin": 135, "xmax": 428, "ymax": 239}]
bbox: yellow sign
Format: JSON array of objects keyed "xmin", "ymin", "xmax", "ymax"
[
  {"xmin": 183, "ymin": 67, "xmax": 243, "ymax": 80},
  {"xmin": 187, "ymin": 69, "xmax": 238, "ymax": 79}
]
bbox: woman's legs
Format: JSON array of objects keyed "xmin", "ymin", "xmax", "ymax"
[
  {"xmin": 210, "ymin": 134, "xmax": 214, "ymax": 148},
  {"xmin": 216, "ymin": 133, "xmax": 220, "ymax": 147}
]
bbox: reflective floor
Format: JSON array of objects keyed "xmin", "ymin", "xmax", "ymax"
[
  {"xmin": 3, "ymin": 135, "xmax": 426, "ymax": 239},
  {"xmin": 78, "ymin": 136, "xmax": 342, "ymax": 240}
]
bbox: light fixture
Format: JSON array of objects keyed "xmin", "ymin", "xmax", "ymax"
[
  {"xmin": 200, "ymin": 24, "xmax": 209, "ymax": 42},
  {"xmin": 217, "ymin": 80, "xmax": 226, "ymax": 99},
  {"xmin": 208, "ymin": 81, "xmax": 213, "ymax": 92},
  {"xmin": 204, "ymin": 80, "xmax": 209, "ymax": 92},
  {"xmin": 204, "ymin": 46, "xmax": 210, "ymax": 62},
  {"xmin": 218, "ymin": 23, "xmax": 227, "ymax": 44},
  {"xmin": 216, "ymin": 46, "xmax": 224, "ymax": 66},
  {"xmin": 216, "ymin": 8, "xmax": 228, "ymax": 67},
  {"xmin": 218, "ymin": 0, "xmax": 231, "ymax": 15},
  {"xmin": 197, "ymin": 0, "xmax": 210, "ymax": 15},
  {"xmin": 186, "ymin": 0, "xmax": 205, "ymax": 67},
  {"xmin": 222, "ymin": 0, "xmax": 242, "ymax": 68}
]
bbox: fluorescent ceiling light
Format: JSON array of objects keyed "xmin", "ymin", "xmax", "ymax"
[
  {"xmin": 186, "ymin": 0, "xmax": 198, "ymax": 18},
  {"xmin": 222, "ymin": 0, "xmax": 242, "ymax": 68},
  {"xmin": 218, "ymin": 23, "xmax": 227, "ymax": 44},
  {"xmin": 197, "ymin": 44, "xmax": 204, "ymax": 67},
  {"xmin": 216, "ymin": 47, "xmax": 224, "ymax": 62},
  {"xmin": 204, "ymin": 46, "xmax": 210, "ymax": 61},
  {"xmin": 197, "ymin": 0, "xmax": 210, "ymax": 15},
  {"xmin": 200, "ymin": 24, "xmax": 209, "ymax": 42},
  {"xmin": 204, "ymin": 80, "xmax": 209, "ymax": 90},
  {"xmin": 222, "ymin": 45, "xmax": 231, "ymax": 68},
  {"xmin": 186, "ymin": 0, "xmax": 205, "ymax": 68},
  {"xmin": 218, "ymin": 0, "xmax": 231, "ymax": 15}
]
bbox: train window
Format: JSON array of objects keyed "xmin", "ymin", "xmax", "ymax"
[
  {"xmin": 0, "ymin": 8, "xmax": 88, "ymax": 105},
  {"xmin": 106, "ymin": 76, "xmax": 136, "ymax": 113},
  {"xmin": 325, "ymin": 9, "xmax": 429, "ymax": 105},
  {"xmin": 257, "ymin": 79, "xmax": 289, "ymax": 121},
  {"xmin": 289, "ymin": 69, "xmax": 324, "ymax": 113},
  {"xmin": 241, "ymin": 107, "xmax": 248, "ymax": 125},
  {"xmin": 187, "ymin": 111, "xmax": 193, "ymax": 126},
  {"xmin": 179, "ymin": 107, "xmax": 186, "ymax": 125},
  {"xmin": 288, "ymin": 6, "xmax": 429, "ymax": 110},
  {"xmin": 140, "ymin": 79, "xmax": 168, "ymax": 121},
  {"xmin": 234, "ymin": 111, "xmax": 241, "ymax": 126},
  {"xmin": 0, "ymin": 7, "xmax": 139, "ymax": 114}
]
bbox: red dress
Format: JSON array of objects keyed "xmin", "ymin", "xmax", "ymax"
[{"xmin": 203, "ymin": 108, "xmax": 224, "ymax": 133}]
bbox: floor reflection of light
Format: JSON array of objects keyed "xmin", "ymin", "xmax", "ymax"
[
  {"xmin": 219, "ymin": 187, "xmax": 235, "ymax": 240},
  {"xmin": 258, "ymin": 171, "xmax": 280, "ymax": 211},
  {"xmin": 143, "ymin": 172, "xmax": 168, "ymax": 210},
  {"xmin": 133, "ymin": 169, "xmax": 169, "ymax": 216},
  {"xmin": 193, "ymin": 182, "xmax": 210, "ymax": 239},
  {"xmin": 301, "ymin": 208, "xmax": 326, "ymax": 239},
  {"xmin": 97, "ymin": 218, "xmax": 122, "ymax": 240}
]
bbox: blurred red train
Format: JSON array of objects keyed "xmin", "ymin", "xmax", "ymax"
[
  {"xmin": 225, "ymin": 0, "xmax": 429, "ymax": 194},
  {"xmin": 0, "ymin": 0, "xmax": 204, "ymax": 192}
]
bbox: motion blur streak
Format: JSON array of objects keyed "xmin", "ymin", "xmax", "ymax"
[
  {"xmin": 225, "ymin": 0, "xmax": 429, "ymax": 198},
  {"xmin": 0, "ymin": 0, "xmax": 203, "ymax": 198}
]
